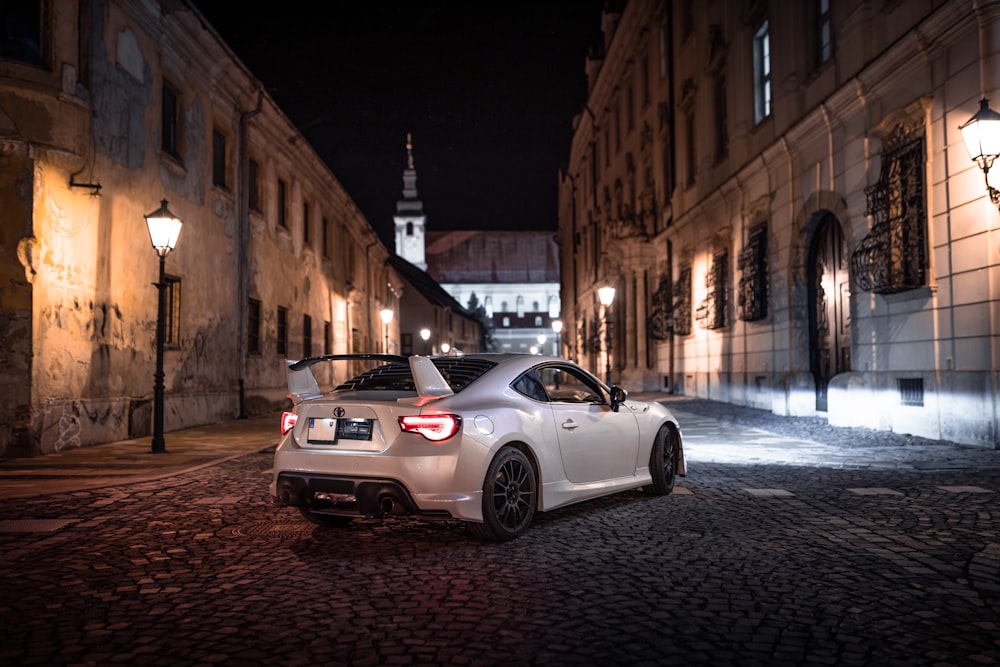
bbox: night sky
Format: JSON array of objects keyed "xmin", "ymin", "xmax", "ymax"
[{"xmin": 196, "ymin": 3, "xmax": 606, "ymax": 247}]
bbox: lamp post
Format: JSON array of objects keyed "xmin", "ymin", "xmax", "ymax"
[
  {"xmin": 552, "ymin": 319, "xmax": 563, "ymax": 358},
  {"xmin": 380, "ymin": 308, "xmax": 394, "ymax": 353},
  {"xmin": 536, "ymin": 333, "xmax": 547, "ymax": 355},
  {"xmin": 145, "ymin": 199, "xmax": 182, "ymax": 454},
  {"xmin": 419, "ymin": 328, "xmax": 431, "ymax": 355},
  {"xmin": 959, "ymin": 98, "xmax": 1000, "ymax": 210},
  {"xmin": 598, "ymin": 286, "xmax": 616, "ymax": 387}
]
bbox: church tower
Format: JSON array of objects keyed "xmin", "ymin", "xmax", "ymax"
[{"xmin": 393, "ymin": 133, "xmax": 427, "ymax": 270}]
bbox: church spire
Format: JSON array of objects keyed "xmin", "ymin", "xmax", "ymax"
[
  {"xmin": 402, "ymin": 132, "xmax": 419, "ymax": 200},
  {"xmin": 394, "ymin": 131, "xmax": 427, "ymax": 270}
]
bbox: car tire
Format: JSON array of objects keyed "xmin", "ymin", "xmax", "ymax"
[
  {"xmin": 643, "ymin": 424, "xmax": 677, "ymax": 496},
  {"xmin": 468, "ymin": 447, "xmax": 537, "ymax": 541},
  {"xmin": 299, "ymin": 507, "xmax": 354, "ymax": 528}
]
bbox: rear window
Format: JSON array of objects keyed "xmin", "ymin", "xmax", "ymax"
[{"xmin": 335, "ymin": 357, "xmax": 497, "ymax": 393}]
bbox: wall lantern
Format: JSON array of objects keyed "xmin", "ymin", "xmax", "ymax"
[
  {"xmin": 959, "ymin": 98, "xmax": 1000, "ymax": 209},
  {"xmin": 144, "ymin": 199, "xmax": 182, "ymax": 454}
]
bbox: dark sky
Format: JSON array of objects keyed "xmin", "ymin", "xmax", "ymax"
[{"xmin": 196, "ymin": 3, "xmax": 606, "ymax": 247}]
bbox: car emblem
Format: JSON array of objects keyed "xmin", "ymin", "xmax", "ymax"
[{"xmin": 333, "ymin": 407, "xmax": 346, "ymax": 418}]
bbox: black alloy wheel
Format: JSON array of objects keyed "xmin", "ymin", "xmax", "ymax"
[
  {"xmin": 643, "ymin": 424, "xmax": 677, "ymax": 495},
  {"xmin": 469, "ymin": 447, "xmax": 537, "ymax": 541}
]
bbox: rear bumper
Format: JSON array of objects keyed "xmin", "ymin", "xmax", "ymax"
[{"xmin": 273, "ymin": 472, "xmax": 447, "ymax": 518}]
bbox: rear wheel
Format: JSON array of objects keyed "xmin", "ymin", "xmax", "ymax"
[
  {"xmin": 468, "ymin": 447, "xmax": 537, "ymax": 541},
  {"xmin": 643, "ymin": 425, "xmax": 677, "ymax": 495},
  {"xmin": 299, "ymin": 507, "xmax": 354, "ymax": 528}
]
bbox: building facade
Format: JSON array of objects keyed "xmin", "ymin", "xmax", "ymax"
[
  {"xmin": 0, "ymin": 0, "xmax": 399, "ymax": 456},
  {"xmin": 558, "ymin": 0, "xmax": 1000, "ymax": 446}
]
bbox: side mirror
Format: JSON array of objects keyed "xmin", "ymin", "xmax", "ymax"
[{"xmin": 609, "ymin": 385, "xmax": 628, "ymax": 412}]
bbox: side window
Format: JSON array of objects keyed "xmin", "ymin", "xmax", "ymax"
[
  {"xmin": 512, "ymin": 371, "xmax": 548, "ymax": 402},
  {"xmin": 542, "ymin": 366, "xmax": 605, "ymax": 404}
]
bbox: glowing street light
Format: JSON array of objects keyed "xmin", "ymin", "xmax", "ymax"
[
  {"xmin": 552, "ymin": 319, "xmax": 562, "ymax": 358},
  {"xmin": 598, "ymin": 286, "xmax": 616, "ymax": 386},
  {"xmin": 380, "ymin": 308, "xmax": 393, "ymax": 353},
  {"xmin": 144, "ymin": 199, "xmax": 182, "ymax": 454}
]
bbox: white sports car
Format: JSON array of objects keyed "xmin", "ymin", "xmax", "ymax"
[{"xmin": 270, "ymin": 353, "xmax": 686, "ymax": 541}]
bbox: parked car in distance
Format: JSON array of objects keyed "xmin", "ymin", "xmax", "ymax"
[{"xmin": 271, "ymin": 353, "xmax": 686, "ymax": 541}]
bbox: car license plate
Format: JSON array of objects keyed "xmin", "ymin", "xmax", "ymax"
[{"xmin": 307, "ymin": 417, "xmax": 373, "ymax": 444}]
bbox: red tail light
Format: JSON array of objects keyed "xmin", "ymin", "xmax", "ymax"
[
  {"xmin": 280, "ymin": 411, "xmax": 298, "ymax": 435},
  {"xmin": 398, "ymin": 414, "xmax": 462, "ymax": 442}
]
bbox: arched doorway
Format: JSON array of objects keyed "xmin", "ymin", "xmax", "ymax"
[{"xmin": 807, "ymin": 212, "xmax": 850, "ymax": 412}]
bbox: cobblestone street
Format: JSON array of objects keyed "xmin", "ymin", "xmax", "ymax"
[{"xmin": 3, "ymin": 412, "xmax": 1000, "ymax": 666}]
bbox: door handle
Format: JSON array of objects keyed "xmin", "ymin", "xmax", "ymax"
[{"xmin": 561, "ymin": 419, "xmax": 578, "ymax": 430}]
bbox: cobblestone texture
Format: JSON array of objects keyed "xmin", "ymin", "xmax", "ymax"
[{"xmin": 1, "ymin": 402, "xmax": 1000, "ymax": 665}]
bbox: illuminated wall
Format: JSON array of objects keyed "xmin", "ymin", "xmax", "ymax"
[
  {"xmin": 559, "ymin": 0, "xmax": 1000, "ymax": 447},
  {"xmin": 0, "ymin": 0, "xmax": 397, "ymax": 455}
]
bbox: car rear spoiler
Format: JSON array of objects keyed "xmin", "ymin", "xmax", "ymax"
[{"xmin": 285, "ymin": 354, "xmax": 454, "ymax": 405}]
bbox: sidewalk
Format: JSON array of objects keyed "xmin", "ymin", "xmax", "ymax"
[{"xmin": 0, "ymin": 412, "xmax": 281, "ymax": 500}]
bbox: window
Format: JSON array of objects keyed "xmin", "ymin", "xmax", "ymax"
[
  {"xmin": 813, "ymin": 0, "xmax": 833, "ymax": 68},
  {"xmin": 162, "ymin": 82, "xmax": 180, "ymax": 159},
  {"xmin": 614, "ymin": 103, "xmax": 622, "ymax": 152},
  {"xmin": 248, "ymin": 298, "xmax": 261, "ymax": 355},
  {"xmin": 674, "ymin": 264, "xmax": 692, "ymax": 336},
  {"xmin": 164, "ymin": 276, "xmax": 181, "ymax": 346},
  {"xmin": 303, "ymin": 314, "xmax": 312, "ymax": 357},
  {"xmin": 277, "ymin": 306, "xmax": 288, "ymax": 355},
  {"xmin": 641, "ymin": 56, "xmax": 650, "ymax": 107},
  {"xmin": 753, "ymin": 21, "xmax": 771, "ymax": 124},
  {"xmin": 277, "ymin": 179, "xmax": 287, "ymax": 228},
  {"xmin": 714, "ymin": 73, "xmax": 728, "ymax": 162},
  {"xmin": 303, "ymin": 201, "xmax": 310, "ymax": 245},
  {"xmin": 852, "ymin": 130, "xmax": 927, "ymax": 294},
  {"xmin": 1, "ymin": 2, "xmax": 44, "ymax": 64},
  {"xmin": 738, "ymin": 223, "xmax": 768, "ymax": 321},
  {"xmin": 248, "ymin": 159, "xmax": 261, "ymax": 212},
  {"xmin": 698, "ymin": 249, "xmax": 728, "ymax": 330},
  {"xmin": 324, "ymin": 321, "xmax": 332, "ymax": 354},
  {"xmin": 212, "ymin": 128, "xmax": 228, "ymax": 189},
  {"xmin": 685, "ymin": 108, "xmax": 696, "ymax": 186},
  {"xmin": 626, "ymin": 86, "xmax": 634, "ymax": 132},
  {"xmin": 322, "ymin": 217, "xmax": 330, "ymax": 257}
]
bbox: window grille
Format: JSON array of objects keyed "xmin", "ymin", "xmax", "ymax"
[
  {"xmin": 851, "ymin": 127, "xmax": 927, "ymax": 294},
  {"xmin": 898, "ymin": 378, "xmax": 924, "ymax": 406},
  {"xmin": 738, "ymin": 223, "xmax": 768, "ymax": 321},
  {"xmin": 673, "ymin": 264, "xmax": 692, "ymax": 336}
]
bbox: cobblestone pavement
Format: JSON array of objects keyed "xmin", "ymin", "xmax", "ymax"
[{"xmin": 2, "ymin": 399, "xmax": 1000, "ymax": 665}]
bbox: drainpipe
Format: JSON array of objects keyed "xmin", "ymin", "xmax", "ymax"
[{"xmin": 237, "ymin": 89, "xmax": 263, "ymax": 419}]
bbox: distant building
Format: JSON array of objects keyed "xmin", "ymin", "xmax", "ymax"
[
  {"xmin": 559, "ymin": 0, "xmax": 1000, "ymax": 446},
  {"xmin": 392, "ymin": 141, "xmax": 561, "ymax": 355},
  {"xmin": 0, "ymin": 1, "xmax": 399, "ymax": 456},
  {"xmin": 425, "ymin": 231, "xmax": 561, "ymax": 356}
]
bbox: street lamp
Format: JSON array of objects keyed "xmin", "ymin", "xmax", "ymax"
[
  {"xmin": 144, "ymin": 199, "xmax": 182, "ymax": 454},
  {"xmin": 380, "ymin": 308, "xmax": 393, "ymax": 353},
  {"xmin": 419, "ymin": 327, "xmax": 430, "ymax": 355},
  {"xmin": 552, "ymin": 319, "xmax": 563, "ymax": 358},
  {"xmin": 441, "ymin": 342, "xmax": 451, "ymax": 354},
  {"xmin": 537, "ymin": 333, "xmax": 547, "ymax": 354},
  {"xmin": 959, "ymin": 98, "xmax": 1000, "ymax": 210},
  {"xmin": 598, "ymin": 286, "xmax": 616, "ymax": 387}
]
